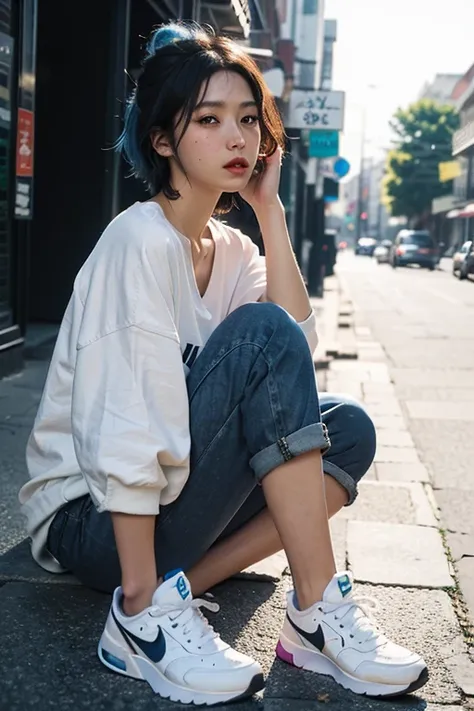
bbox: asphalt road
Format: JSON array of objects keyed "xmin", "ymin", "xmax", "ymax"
[{"xmin": 337, "ymin": 251, "xmax": 474, "ymax": 622}]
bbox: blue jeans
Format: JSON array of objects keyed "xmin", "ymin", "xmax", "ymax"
[{"xmin": 47, "ymin": 303, "xmax": 376, "ymax": 592}]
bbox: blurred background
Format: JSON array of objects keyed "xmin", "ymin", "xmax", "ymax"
[{"xmin": 0, "ymin": 0, "xmax": 473, "ymax": 378}]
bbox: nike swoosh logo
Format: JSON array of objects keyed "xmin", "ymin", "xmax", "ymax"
[
  {"xmin": 112, "ymin": 608, "xmax": 166, "ymax": 663},
  {"xmin": 288, "ymin": 614, "xmax": 325, "ymax": 651}
]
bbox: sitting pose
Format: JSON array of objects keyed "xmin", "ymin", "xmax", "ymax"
[{"xmin": 19, "ymin": 23, "xmax": 428, "ymax": 706}]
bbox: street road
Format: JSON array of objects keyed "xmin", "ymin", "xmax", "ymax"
[{"xmin": 338, "ymin": 251, "xmax": 474, "ymax": 618}]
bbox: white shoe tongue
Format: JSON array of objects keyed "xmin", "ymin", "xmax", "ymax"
[
  {"xmin": 323, "ymin": 572, "xmax": 354, "ymax": 604},
  {"xmin": 152, "ymin": 570, "xmax": 192, "ymax": 611}
]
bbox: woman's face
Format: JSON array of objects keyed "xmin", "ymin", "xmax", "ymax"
[{"xmin": 171, "ymin": 70, "xmax": 262, "ymax": 196}]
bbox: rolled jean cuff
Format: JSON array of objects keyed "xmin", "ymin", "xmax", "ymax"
[
  {"xmin": 250, "ymin": 423, "xmax": 330, "ymax": 483},
  {"xmin": 323, "ymin": 460, "xmax": 358, "ymax": 506}
]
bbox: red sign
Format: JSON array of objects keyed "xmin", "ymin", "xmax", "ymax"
[{"xmin": 16, "ymin": 108, "xmax": 35, "ymax": 178}]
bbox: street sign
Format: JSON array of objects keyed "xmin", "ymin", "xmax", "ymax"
[
  {"xmin": 320, "ymin": 156, "xmax": 351, "ymax": 181},
  {"xmin": 308, "ymin": 130, "xmax": 339, "ymax": 158},
  {"xmin": 333, "ymin": 157, "xmax": 350, "ymax": 179},
  {"xmin": 288, "ymin": 90, "xmax": 345, "ymax": 130}
]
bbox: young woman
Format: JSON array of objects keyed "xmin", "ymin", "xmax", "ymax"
[{"xmin": 19, "ymin": 23, "xmax": 428, "ymax": 706}]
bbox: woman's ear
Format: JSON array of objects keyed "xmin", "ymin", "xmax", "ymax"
[{"xmin": 151, "ymin": 130, "xmax": 173, "ymax": 158}]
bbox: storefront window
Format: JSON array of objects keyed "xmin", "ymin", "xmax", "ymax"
[{"xmin": 0, "ymin": 29, "xmax": 13, "ymax": 327}]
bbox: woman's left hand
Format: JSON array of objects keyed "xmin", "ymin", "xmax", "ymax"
[{"xmin": 240, "ymin": 147, "xmax": 283, "ymax": 215}]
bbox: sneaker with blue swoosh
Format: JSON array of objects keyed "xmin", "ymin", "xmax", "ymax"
[
  {"xmin": 276, "ymin": 571, "xmax": 428, "ymax": 697},
  {"xmin": 98, "ymin": 569, "xmax": 263, "ymax": 705}
]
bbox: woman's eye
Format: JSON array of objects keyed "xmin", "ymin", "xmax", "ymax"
[
  {"xmin": 199, "ymin": 116, "xmax": 218, "ymax": 125},
  {"xmin": 242, "ymin": 115, "xmax": 259, "ymax": 125}
]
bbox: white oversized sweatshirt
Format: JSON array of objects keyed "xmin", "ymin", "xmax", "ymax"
[{"xmin": 18, "ymin": 201, "xmax": 318, "ymax": 573}]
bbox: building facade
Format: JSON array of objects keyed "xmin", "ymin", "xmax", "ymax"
[
  {"xmin": 0, "ymin": 0, "xmax": 36, "ymax": 378},
  {"xmin": 0, "ymin": 0, "xmax": 250, "ymax": 379},
  {"xmin": 418, "ymin": 73, "xmax": 463, "ymax": 106},
  {"xmin": 449, "ymin": 64, "xmax": 474, "ymax": 247}
]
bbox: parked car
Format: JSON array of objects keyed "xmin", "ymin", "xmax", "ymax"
[
  {"xmin": 452, "ymin": 240, "xmax": 474, "ymax": 280},
  {"xmin": 355, "ymin": 237, "xmax": 377, "ymax": 256},
  {"xmin": 374, "ymin": 240, "xmax": 393, "ymax": 264},
  {"xmin": 390, "ymin": 230, "xmax": 437, "ymax": 270}
]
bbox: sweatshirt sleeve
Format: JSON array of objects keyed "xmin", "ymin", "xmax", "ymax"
[
  {"xmin": 228, "ymin": 229, "xmax": 319, "ymax": 353},
  {"xmin": 297, "ymin": 309, "xmax": 318, "ymax": 354},
  {"xmin": 71, "ymin": 324, "xmax": 190, "ymax": 515},
  {"xmin": 227, "ymin": 230, "xmax": 267, "ymax": 311}
]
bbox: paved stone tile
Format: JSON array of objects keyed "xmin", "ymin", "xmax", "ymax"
[
  {"xmin": 238, "ymin": 552, "xmax": 289, "ymax": 583},
  {"xmin": 363, "ymin": 464, "xmax": 377, "ymax": 480},
  {"xmin": 366, "ymin": 401, "xmax": 403, "ymax": 416},
  {"xmin": 408, "ymin": 420, "xmax": 474, "ymax": 492},
  {"xmin": 324, "ymin": 379, "xmax": 364, "ymax": 401},
  {"xmin": 357, "ymin": 346, "xmax": 386, "ymax": 357},
  {"xmin": 375, "ymin": 430, "xmax": 415, "ymax": 447},
  {"xmin": 363, "ymin": 382, "xmax": 396, "ymax": 397},
  {"xmin": 357, "ymin": 350, "xmax": 387, "ymax": 362},
  {"xmin": 409, "ymin": 483, "xmax": 439, "ymax": 527},
  {"xmin": 354, "ymin": 326, "xmax": 372, "ymax": 337},
  {"xmin": 329, "ymin": 518, "xmax": 347, "ymax": 570},
  {"xmin": 391, "ymin": 368, "xmax": 470, "ymax": 388},
  {"xmin": 340, "ymin": 482, "xmax": 416, "ymax": 525},
  {"xmin": 396, "ymin": 385, "xmax": 474, "ymax": 402},
  {"xmin": 456, "ymin": 557, "xmax": 474, "ymax": 623},
  {"xmin": 357, "ymin": 341, "xmax": 384, "ymax": 352},
  {"xmin": 376, "ymin": 463, "xmax": 430, "ymax": 483},
  {"xmin": 348, "ymin": 521, "xmax": 454, "ymax": 588},
  {"xmin": 343, "ymin": 481, "xmax": 437, "ymax": 527},
  {"xmin": 375, "ymin": 446, "xmax": 420, "ymax": 463},
  {"xmin": 329, "ymin": 362, "xmax": 391, "ymax": 384},
  {"xmin": 406, "ymin": 400, "xmax": 474, "ymax": 421},
  {"xmin": 436, "ymin": 489, "xmax": 474, "ymax": 536},
  {"xmin": 390, "ymin": 343, "xmax": 474, "ymax": 369},
  {"xmin": 446, "ymin": 531, "xmax": 474, "ymax": 561},
  {"xmin": 371, "ymin": 415, "xmax": 407, "ymax": 430}
]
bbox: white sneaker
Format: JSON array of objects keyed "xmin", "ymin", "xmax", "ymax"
[
  {"xmin": 98, "ymin": 569, "xmax": 264, "ymax": 705},
  {"xmin": 277, "ymin": 571, "xmax": 428, "ymax": 697}
]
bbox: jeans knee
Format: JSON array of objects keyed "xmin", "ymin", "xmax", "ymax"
[
  {"xmin": 344, "ymin": 402, "xmax": 376, "ymax": 478},
  {"xmin": 232, "ymin": 302, "xmax": 310, "ymax": 353},
  {"xmin": 234, "ymin": 301, "xmax": 293, "ymax": 327},
  {"xmin": 326, "ymin": 398, "xmax": 376, "ymax": 482}
]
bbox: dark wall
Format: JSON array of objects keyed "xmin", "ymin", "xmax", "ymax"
[
  {"xmin": 118, "ymin": 0, "xmax": 161, "ymax": 212},
  {"xmin": 29, "ymin": 0, "xmax": 117, "ymax": 322},
  {"xmin": 28, "ymin": 0, "xmax": 194, "ymax": 322}
]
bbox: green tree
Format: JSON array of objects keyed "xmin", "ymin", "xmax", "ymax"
[{"xmin": 384, "ymin": 99, "xmax": 459, "ymax": 224}]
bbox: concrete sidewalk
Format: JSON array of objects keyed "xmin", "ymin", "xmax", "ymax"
[{"xmin": 1, "ymin": 285, "xmax": 474, "ymax": 710}]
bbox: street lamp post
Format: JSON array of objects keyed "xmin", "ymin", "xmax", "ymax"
[
  {"xmin": 355, "ymin": 85, "xmax": 377, "ymax": 243},
  {"xmin": 355, "ymin": 106, "xmax": 367, "ymax": 243}
]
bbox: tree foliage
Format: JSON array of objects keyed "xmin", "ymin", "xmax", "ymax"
[{"xmin": 384, "ymin": 99, "xmax": 459, "ymax": 222}]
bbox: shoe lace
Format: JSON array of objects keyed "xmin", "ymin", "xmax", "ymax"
[
  {"xmin": 324, "ymin": 595, "xmax": 382, "ymax": 646},
  {"xmin": 150, "ymin": 595, "xmax": 220, "ymax": 648}
]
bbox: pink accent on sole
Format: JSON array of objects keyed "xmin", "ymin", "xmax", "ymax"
[{"xmin": 276, "ymin": 641, "xmax": 296, "ymax": 666}]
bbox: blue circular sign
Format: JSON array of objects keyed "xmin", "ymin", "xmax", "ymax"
[{"xmin": 333, "ymin": 157, "xmax": 350, "ymax": 179}]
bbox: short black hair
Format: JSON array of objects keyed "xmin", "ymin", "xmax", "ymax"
[{"xmin": 116, "ymin": 22, "xmax": 285, "ymax": 213}]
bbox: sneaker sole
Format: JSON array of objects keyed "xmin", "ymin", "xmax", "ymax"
[
  {"xmin": 98, "ymin": 638, "xmax": 264, "ymax": 705},
  {"xmin": 276, "ymin": 635, "xmax": 429, "ymax": 698}
]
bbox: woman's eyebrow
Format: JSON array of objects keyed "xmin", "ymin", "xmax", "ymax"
[{"xmin": 195, "ymin": 100, "xmax": 258, "ymax": 110}]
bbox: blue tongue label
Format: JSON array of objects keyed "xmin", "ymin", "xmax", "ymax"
[
  {"xmin": 164, "ymin": 569, "xmax": 190, "ymax": 600},
  {"xmin": 338, "ymin": 574, "xmax": 352, "ymax": 597},
  {"xmin": 176, "ymin": 575, "xmax": 190, "ymax": 600}
]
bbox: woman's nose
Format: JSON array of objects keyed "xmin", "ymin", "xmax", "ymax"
[{"xmin": 227, "ymin": 125, "xmax": 245, "ymax": 149}]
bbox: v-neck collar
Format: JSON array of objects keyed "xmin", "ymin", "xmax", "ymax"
[{"xmin": 143, "ymin": 201, "xmax": 219, "ymax": 315}]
